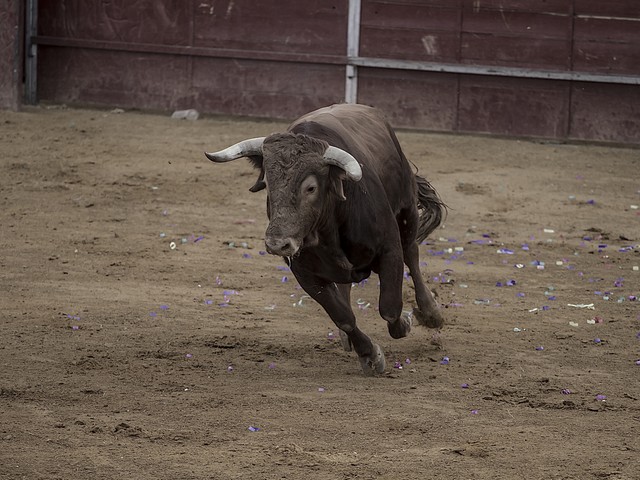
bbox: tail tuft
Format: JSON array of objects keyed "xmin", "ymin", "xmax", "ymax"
[{"xmin": 415, "ymin": 175, "xmax": 446, "ymax": 244}]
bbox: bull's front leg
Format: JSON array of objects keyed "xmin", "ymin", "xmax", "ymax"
[
  {"xmin": 377, "ymin": 249, "xmax": 412, "ymax": 339},
  {"xmin": 293, "ymin": 272, "xmax": 385, "ymax": 375}
]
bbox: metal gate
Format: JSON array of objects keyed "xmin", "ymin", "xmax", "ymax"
[{"xmin": 21, "ymin": 0, "xmax": 640, "ymax": 144}]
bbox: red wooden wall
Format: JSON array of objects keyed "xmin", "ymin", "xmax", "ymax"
[
  {"xmin": 11, "ymin": 0, "xmax": 640, "ymax": 144},
  {"xmin": 0, "ymin": 0, "xmax": 22, "ymax": 110}
]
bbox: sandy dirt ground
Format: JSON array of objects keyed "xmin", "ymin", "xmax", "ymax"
[{"xmin": 1, "ymin": 105, "xmax": 639, "ymax": 480}]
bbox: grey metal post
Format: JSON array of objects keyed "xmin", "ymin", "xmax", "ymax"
[
  {"xmin": 24, "ymin": 0, "xmax": 38, "ymax": 104},
  {"xmin": 345, "ymin": 0, "xmax": 361, "ymax": 104}
]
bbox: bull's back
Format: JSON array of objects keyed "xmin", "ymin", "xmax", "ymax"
[{"xmin": 289, "ymin": 104, "xmax": 416, "ymax": 211}]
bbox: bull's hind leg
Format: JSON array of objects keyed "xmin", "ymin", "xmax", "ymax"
[
  {"xmin": 294, "ymin": 275, "xmax": 385, "ymax": 375},
  {"xmin": 399, "ymin": 209, "xmax": 445, "ymax": 329}
]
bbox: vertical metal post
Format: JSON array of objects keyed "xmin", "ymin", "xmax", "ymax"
[
  {"xmin": 24, "ymin": 0, "xmax": 38, "ymax": 104},
  {"xmin": 345, "ymin": 0, "xmax": 361, "ymax": 104}
]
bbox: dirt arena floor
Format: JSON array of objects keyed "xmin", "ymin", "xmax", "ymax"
[{"xmin": 1, "ymin": 105, "xmax": 639, "ymax": 479}]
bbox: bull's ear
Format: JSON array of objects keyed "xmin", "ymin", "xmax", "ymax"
[
  {"xmin": 247, "ymin": 154, "xmax": 266, "ymax": 192},
  {"xmin": 329, "ymin": 166, "xmax": 347, "ymax": 201}
]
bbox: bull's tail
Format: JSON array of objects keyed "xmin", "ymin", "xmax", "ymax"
[{"xmin": 415, "ymin": 175, "xmax": 446, "ymax": 244}]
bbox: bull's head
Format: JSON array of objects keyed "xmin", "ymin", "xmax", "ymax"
[{"xmin": 205, "ymin": 133, "xmax": 362, "ymax": 258}]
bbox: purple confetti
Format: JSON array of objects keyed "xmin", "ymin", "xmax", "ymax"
[
  {"xmin": 185, "ymin": 353, "xmax": 193, "ymax": 359},
  {"xmin": 561, "ymin": 389, "xmax": 571, "ymax": 395},
  {"xmin": 521, "ymin": 243, "xmax": 530, "ymax": 251},
  {"xmin": 327, "ymin": 331, "xmax": 336, "ymax": 340},
  {"xmin": 205, "ymin": 299, "xmax": 214, "ymax": 305},
  {"xmin": 318, "ymin": 387, "xmax": 326, "ymax": 393},
  {"xmin": 587, "ymin": 199, "xmax": 595, "ymax": 205},
  {"xmin": 150, "ymin": 312, "xmax": 157, "ymax": 318},
  {"xmin": 535, "ymin": 346, "xmax": 544, "ymax": 351},
  {"xmin": 393, "ymin": 361, "xmax": 403, "ymax": 369},
  {"xmin": 497, "ymin": 248, "xmax": 514, "ymax": 254},
  {"xmin": 405, "ymin": 358, "xmax": 412, "ymax": 365},
  {"xmin": 461, "ymin": 383, "xmax": 469, "ymax": 389},
  {"xmin": 541, "ymin": 305, "xmax": 550, "ymax": 311},
  {"xmin": 440, "ymin": 356, "xmax": 450, "ymax": 365},
  {"xmin": 596, "ymin": 394, "xmax": 607, "ymax": 401},
  {"xmin": 635, "ymin": 359, "xmax": 640, "ymax": 366},
  {"xmin": 194, "ymin": 236, "xmax": 204, "ymax": 243},
  {"xmin": 506, "ymin": 279, "xmax": 517, "ymax": 286},
  {"xmin": 160, "ymin": 305, "xmax": 169, "ymax": 310},
  {"xmin": 71, "ymin": 325, "xmax": 80, "ymax": 331},
  {"xmin": 227, "ymin": 365, "xmax": 234, "ymax": 372},
  {"xmin": 281, "ymin": 276, "xmax": 288, "ymax": 283},
  {"xmin": 248, "ymin": 426, "xmax": 260, "ymax": 432},
  {"xmin": 216, "ymin": 276, "xmax": 222, "ymax": 285},
  {"xmin": 516, "ymin": 292, "xmax": 526, "ymax": 298},
  {"xmin": 594, "ymin": 338, "xmax": 602, "ymax": 344},
  {"xmin": 470, "ymin": 409, "xmax": 479, "ymax": 415},
  {"xmin": 268, "ymin": 362, "xmax": 276, "ymax": 369},
  {"xmin": 242, "ymin": 253, "xmax": 252, "ymax": 259}
]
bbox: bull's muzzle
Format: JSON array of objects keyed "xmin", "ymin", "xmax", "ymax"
[{"xmin": 265, "ymin": 234, "xmax": 300, "ymax": 257}]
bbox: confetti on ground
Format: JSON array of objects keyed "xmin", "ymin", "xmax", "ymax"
[{"xmin": 568, "ymin": 303, "xmax": 595, "ymax": 309}]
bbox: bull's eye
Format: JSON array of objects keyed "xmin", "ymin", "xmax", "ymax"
[{"xmin": 302, "ymin": 176, "xmax": 318, "ymax": 197}]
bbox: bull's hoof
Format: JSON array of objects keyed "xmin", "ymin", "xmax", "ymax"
[
  {"xmin": 338, "ymin": 330, "xmax": 352, "ymax": 352},
  {"xmin": 413, "ymin": 307, "xmax": 444, "ymax": 329},
  {"xmin": 358, "ymin": 344, "xmax": 386, "ymax": 376},
  {"xmin": 387, "ymin": 311, "xmax": 412, "ymax": 339}
]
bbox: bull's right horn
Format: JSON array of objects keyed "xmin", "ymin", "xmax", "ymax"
[
  {"xmin": 205, "ymin": 137, "xmax": 266, "ymax": 162},
  {"xmin": 323, "ymin": 146, "xmax": 362, "ymax": 181}
]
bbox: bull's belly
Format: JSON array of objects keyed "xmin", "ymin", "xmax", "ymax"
[{"xmin": 301, "ymin": 264, "xmax": 372, "ymax": 285}]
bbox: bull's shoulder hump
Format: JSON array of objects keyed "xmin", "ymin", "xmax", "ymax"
[{"xmin": 290, "ymin": 104, "xmax": 384, "ymax": 128}]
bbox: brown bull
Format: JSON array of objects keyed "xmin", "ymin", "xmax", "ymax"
[{"xmin": 205, "ymin": 104, "xmax": 445, "ymax": 375}]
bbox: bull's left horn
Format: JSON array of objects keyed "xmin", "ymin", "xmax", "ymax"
[
  {"xmin": 322, "ymin": 146, "xmax": 362, "ymax": 181},
  {"xmin": 205, "ymin": 137, "xmax": 266, "ymax": 162}
]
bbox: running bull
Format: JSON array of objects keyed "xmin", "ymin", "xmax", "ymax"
[{"xmin": 205, "ymin": 104, "xmax": 446, "ymax": 375}]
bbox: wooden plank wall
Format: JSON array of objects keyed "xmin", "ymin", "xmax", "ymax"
[
  {"xmin": 0, "ymin": 0, "xmax": 22, "ymax": 110},
  {"xmin": 357, "ymin": 0, "xmax": 640, "ymax": 143},
  {"xmin": 37, "ymin": 0, "xmax": 348, "ymax": 119},
  {"xmin": 27, "ymin": 0, "xmax": 640, "ymax": 144}
]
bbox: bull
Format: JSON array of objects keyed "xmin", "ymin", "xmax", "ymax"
[{"xmin": 205, "ymin": 104, "xmax": 446, "ymax": 375}]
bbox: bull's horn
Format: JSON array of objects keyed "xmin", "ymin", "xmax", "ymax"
[
  {"xmin": 205, "ymin": 137, "xmax": 266, "ymax": 162},
  {"xmin": 323, "ymin": 146, "xmax": 362, "ymax": 181}
]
